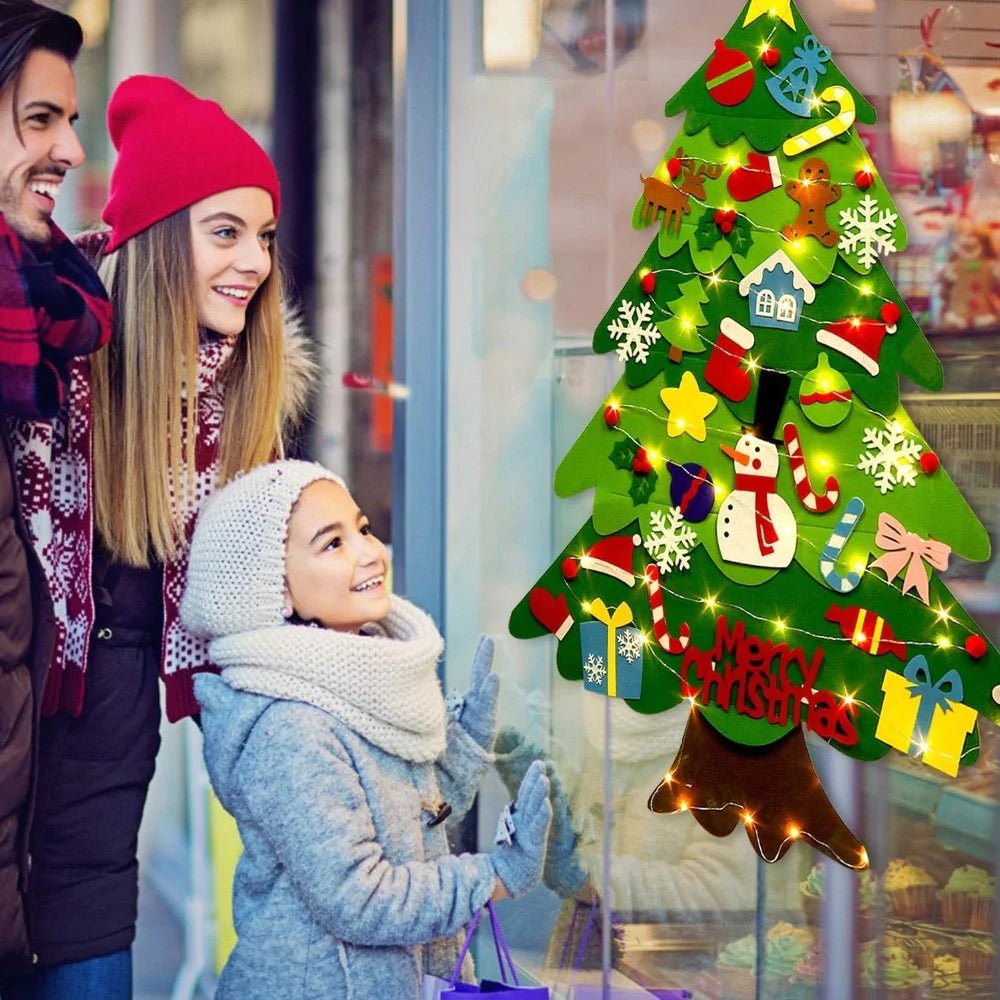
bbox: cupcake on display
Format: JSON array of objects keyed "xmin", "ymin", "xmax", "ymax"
[
  {"xmin": 969, "ymin": 874, "xmax": 995, "ymax": 933},
  {"xmin": 883, "ymin": 859, "xmax": 938, "ymax": 921},
  {"xmin": 716, "ymin": 922, "xmax": 814, "ymax": 1000},
  {"xmin": 937, "ymin": 865, "xmax": 993, "ymax": 928},
  {"xmin": 931, "ymin": 953, "xmax": 962, "ymax": 992},
  {"xmin": 716, "ymin": 932, "xmax": 757, "ymax": 1000},
  {"xmin": 798, "ymin": 861, "xmax": 881, "ymax": 938},
  {"xmin": 860, "ymin": 942, "xmax": 931, "ymax": 1000},
  {"xmin": 957, "ymin": 934, "xmax": 995, "ymax": 978}
]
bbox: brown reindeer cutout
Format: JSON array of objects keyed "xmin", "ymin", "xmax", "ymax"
[{"xmin": 639, "ymin": 148, "xmax": 723, "ymax": 235}]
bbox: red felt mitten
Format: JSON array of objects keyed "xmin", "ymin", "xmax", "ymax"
[
  {"xmin": 727, "ymin": 152, "xmax": 782, "ymax": 202},
  {"xmin": 529, "ymin": 587, "xmax": 573, "ymax": 640}
]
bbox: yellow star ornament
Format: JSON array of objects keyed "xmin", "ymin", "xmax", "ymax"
[
  {"xmin": 743, "ymin": 0, "xmax": 796, "ymax": 30},
  {"xmin": 659, "ymin": 371, "xmax": 718, "ymax": 442}
]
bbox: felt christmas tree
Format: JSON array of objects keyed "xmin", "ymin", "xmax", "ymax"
[{"xmin": 510, "ymin": 0, "xmax": 1000, "ymax": 869}]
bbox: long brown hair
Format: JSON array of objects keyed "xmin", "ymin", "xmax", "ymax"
[{"xmin": 91, "ymin": 209, "xmax": 286, "ymax": 566}]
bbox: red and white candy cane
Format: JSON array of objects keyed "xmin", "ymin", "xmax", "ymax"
[
  {"xmin": 644, "ymin": 564, "xmax": 691, "ymax": 654},
  {"xmin": 782, "ymin": 422, "xmax": 839, "ymax": 514},
  {"xmin": 782, "ymin": 85, "xmax": 856, "ymax": 158}
]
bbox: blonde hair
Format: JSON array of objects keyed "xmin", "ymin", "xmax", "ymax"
[{"xmin": 91, "ymin": 209, "xmax": 286, "ymax": 567}]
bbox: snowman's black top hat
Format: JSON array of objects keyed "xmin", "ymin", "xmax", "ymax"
[{"xmin": 742, "ymin": 369, "xmax": 790, "ymax": 446}]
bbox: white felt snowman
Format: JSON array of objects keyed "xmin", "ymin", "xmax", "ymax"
[{"xmin": 717, "ymin": 433, "xmax": 797, "ymax": 568}]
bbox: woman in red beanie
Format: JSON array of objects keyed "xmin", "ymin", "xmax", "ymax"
[{"xmin": 8, "ymin": 75, "xmax": 314, "ymax": 999}]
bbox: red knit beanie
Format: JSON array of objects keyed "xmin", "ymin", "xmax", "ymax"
[{"xmin": 102, "ymin": 75, "xmax": 281, "ymax": 253}]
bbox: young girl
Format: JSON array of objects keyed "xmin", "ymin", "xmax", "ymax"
[
  {"xmin": 181, "ymin": 460, "xmax": 553, "ymax": 999},
  {"xmin": 9, "ymin": 76, "xmax": 312, "ymax": 995}
]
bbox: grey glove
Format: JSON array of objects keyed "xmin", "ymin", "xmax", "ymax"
[
  {"xmin": 450, "ymin": 635, "xmax": 499, "ymax": 751},
  {"xmin": 489, "ymin": 760, "xmax": 552, "ymax": 899},
  {"xmin": 494, "ymin": 727, "xmax": 587, "ymax": 899}
]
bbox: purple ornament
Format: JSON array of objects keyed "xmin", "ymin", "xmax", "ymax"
[{"xmin": 667, "ymin": 462, "xmax": 715, "ymax": 522}]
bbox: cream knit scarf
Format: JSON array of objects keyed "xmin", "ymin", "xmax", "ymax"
[{"xmin": 210, "ymin": 595, "xmax": 448, "ymax": 763}]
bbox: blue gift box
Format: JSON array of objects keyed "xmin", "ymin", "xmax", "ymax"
[{"xmin": 579, "ymin": 610, "xmax": 643, "ymax": 700}]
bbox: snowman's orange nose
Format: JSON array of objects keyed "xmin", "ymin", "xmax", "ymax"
[{"xmin": 720, "ymin": 443, "xmax": 750, "ymax": 466}]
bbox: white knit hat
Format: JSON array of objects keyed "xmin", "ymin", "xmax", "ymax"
[{"xmin": 181, "ymin": 460, "xmax": 346, "ymax": 641}]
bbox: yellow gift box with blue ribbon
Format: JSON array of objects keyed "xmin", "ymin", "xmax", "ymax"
[
  {"xmin": 875, "ymin": 655, "xmax": 978, "ymax": 777},
  {"xmin": 580, "ymin": 599, "xmax": 643, "ymax": 699}
]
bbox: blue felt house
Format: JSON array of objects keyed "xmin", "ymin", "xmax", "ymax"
[{"xmin": 738, "ymin": 250, "xmax": 816, "ymax": 332}]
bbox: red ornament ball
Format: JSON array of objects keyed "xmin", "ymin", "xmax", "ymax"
[
  {"xmin": 632, "ymin": 447, "xmax": 652, "ymax": 475},
  {"xmin": 919, "ymin": 451, "xmax": 939, "ymax": 474},
  {"xmin": 881, "ymin": 301, "xmax": 901, "ymax": 328},
  {"xmin": 705, "ymin": 39, "xmax": 755, "ymax": 107},
  {"xmin": 965, "ymin": 634, "xmax": 988, "ymax": 660},
  {"xmin": 561, "ymin": 556, "xmax": 579, "ymax": 581},
  {"xmin": 640, "ymin": 271, "xmax": 656, "ymax": 294},
  {"xmin": 667, "ymin": 157, "xmax": 682, "ymax": 180},
  {"xmin": 761, "ymin": 47, "xmax": 780, "ymax": 68},
  {"xmin": 855, "ymin": 169, "xmax": 875, "ymax": 189},
  {"xmin": 604, "ymin": 405, "xmax": 621, "ymax": 428}
]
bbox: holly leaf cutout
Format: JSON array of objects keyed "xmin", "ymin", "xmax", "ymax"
[
  {"xmin": 629, "ymin": 468, "xmax": 659, "ymax": 506},
  {"xmin": 610, "ymin": 440, "xmax": 638, "ymax": 472},
  {"xmin": 729, "ymin": 217, "xmax": 754, "ymax": 257},
  {"xmin": 694, "ymin": 208, "xmax": 722, "ymax": 252}
]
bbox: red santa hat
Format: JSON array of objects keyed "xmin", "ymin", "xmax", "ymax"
[
  {"xmin": 816, "ymin": 302, "xmax": 900, "ymax": 377},
  {"xmin": 579, "ymin": 534, "xmax": 640, "ymax": 586}
]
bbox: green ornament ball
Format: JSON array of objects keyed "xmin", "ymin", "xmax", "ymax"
[{"xmin": 798, "ymin": 353, "xmax": 853, "ymax": 428}]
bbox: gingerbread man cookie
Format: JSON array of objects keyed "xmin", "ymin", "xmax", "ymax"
[{"xmin": 782, "ymin": 157, "xmax": 841, "ymax": 249}]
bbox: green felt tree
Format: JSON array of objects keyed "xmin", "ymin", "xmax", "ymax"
[
  {"xmin": 656, "ymin": 275, "xmax": 711, "ymax": 362},
  {"xmin": 510, "ymin": 0, "xmax": 1000, "ymax": 868}
]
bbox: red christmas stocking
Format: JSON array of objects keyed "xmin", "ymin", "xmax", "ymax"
[{"xmin": 704, "ymin": 318, "xmax": 755, "ymax": 402}]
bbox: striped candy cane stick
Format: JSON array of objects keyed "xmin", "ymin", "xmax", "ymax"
[
  {"xmin": 644, "ymin": 564, "xmax": 691, "ymax": 654},
  {"xmin": 782, "ymin": 85, "xmax": 856, "ymax": 158},
  {"xmin": 820, "ymin": 497, "xmax": 865, "ymax": 593},
  {"xmin": 782, "ymin": 422, "xmax": 840, "ymax": 513}
]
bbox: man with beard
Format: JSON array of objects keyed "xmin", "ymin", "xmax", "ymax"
[{"xmin": 0, "ymin": 0, "xmax": 110, "ymax": 988}]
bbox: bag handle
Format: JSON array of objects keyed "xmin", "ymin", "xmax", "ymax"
[{"xmin": 448, "ymin": 901, "xmax": 521, "ymax": 986}]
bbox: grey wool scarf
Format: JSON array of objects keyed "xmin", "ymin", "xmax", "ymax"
[{"xmin": 210, "ymin": 595, "xmax": 448, "ymax": 762}]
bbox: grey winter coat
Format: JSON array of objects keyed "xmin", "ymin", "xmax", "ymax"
[{"xmin": 195, "ymin": 673, "xmax": 498, "ymax": 999}]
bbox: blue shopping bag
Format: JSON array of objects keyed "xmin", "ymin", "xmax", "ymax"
[{"xmin": 438, "ymin": 902, "xmax": 549, "ymax": 998}]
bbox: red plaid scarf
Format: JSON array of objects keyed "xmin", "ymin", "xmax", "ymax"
[
  {"xmin": 11, "ymin": 335, "xmax": 235, "ymax": 721},
  {"xmin": 2, "ymin": 217, "xmax": 110, "ymax": 715},
  {"xmin": 0, "ymin": 216, "xmax": 110, "ymax": 417}
]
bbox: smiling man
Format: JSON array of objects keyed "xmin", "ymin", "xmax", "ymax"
[{"xmin": 0, "ymin": 0, "xmax": 110, "ymax": 987}]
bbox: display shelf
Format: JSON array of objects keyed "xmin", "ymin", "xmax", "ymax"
[{"xmin": 887, "ymin": 763, "xmax": 999, "ymax": 862}]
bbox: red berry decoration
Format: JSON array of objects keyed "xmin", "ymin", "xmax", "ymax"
[
  {"xmin": 919, "ymin": 451, "xmax": 939, "ymax": 475},
  {"xmin": 704, "ymin": 39, "xmax": 755, "ymax": 107},
  {"xmin": 714, "ymin": 208, "xmax": 737, "ymax": 235},
  {"xmin": 855, "ymin": 168, "xmax": 875, "ymax": 189},
  {"xmin": 881, "ymin": 301, "xmax": 901, "ymax": 328},
  {"xmin": 632, "ymin": 447, "xmax": 652, "ymax": 475},
  {"xmin": 561, "ymin": 556, "xmax": 579, "ymax": 581},
  {"xmin": 965, "ymin": 634, "xmax": 988, "ymax": 660},
  {"xmin": 604, "ymin": 405, "xmax": 621, "ymax": 428},
  {"xmin": 667, "ymin": 157, "xmax": 682, "ymax": 180},
  {"xmin": 761, "ymin": 47, "xmax": 780, "ymax": 68},
  {"xmin": 640, "ymin": 271, "xmax": 657, "ymax": 294}
]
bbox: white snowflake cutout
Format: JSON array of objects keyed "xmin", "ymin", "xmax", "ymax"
[
  {"xmin": 857, "ymin": 420, "xmax": 921, "ymax": 494},
  {"xmin": 617, "ymin": 629, "xmax": 643, "ymax": 663},
  {"xmin": 838, "ymin": 195, "xmax": 899, "ymax": 270},
  {"xmin": 644, "ymin": 506, "xmax": 698, "ymax": 574},
  {"xmin": 607, "ymin": 298, "xmax": 661, "ymax": 364},
  {"xmin": 584, "ymin": 653, "xmax": 606, "ymax": 685}
]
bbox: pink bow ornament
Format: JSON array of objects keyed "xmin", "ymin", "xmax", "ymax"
[{"xmin": 870, "ymin": 512, "xmax": 951, "ymax": 605}]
